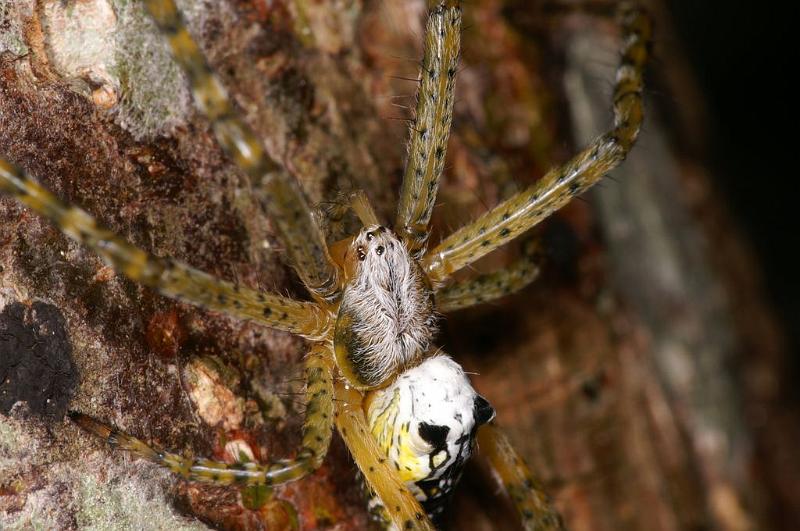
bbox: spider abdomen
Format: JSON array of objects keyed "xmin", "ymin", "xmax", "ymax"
[
  {"xmin": 334, "ymin": 225, "xmax": 437, "ymax": 389},
  {"xmin": 364, "ymin": 355, "xmax": 496, "ymax": 522}
]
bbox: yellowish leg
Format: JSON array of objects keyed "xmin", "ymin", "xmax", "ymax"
[
  {"xmin": 477, "ymin": 424, "xmax": 564, "ymax": 531},
  {"xmin": 69, "ymin": 345, "xmax": 335, "ymax": 486},
  {"xmin": 143, "ymin": 0, "xmax": 339, "ymax": 302},
  {"xmin": 395, "ymin": 1, "xmax": 462, "ymax": 259},
  {"xmin": 334, "ymin": 381, "xmax": 435, "ymax": 531},
  {"xmin": 323, "ymin": 190, "xmax": 381, "ymax": 230},
  {"xmin": 423, "ymin": 4, "xmax": 651, "ymax": 284},
  {"xmin": 435, "ymin": 240, "xmax": 543, "ymax": 312},
  {"xmin": 349, "ymin": 190, "xmax": 381, "ymax": 227},
  {"xmin": 0, "ymin": 161, "xmax": 330, "ymax": 338}
]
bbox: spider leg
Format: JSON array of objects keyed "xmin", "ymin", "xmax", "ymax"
[
  {"xmin": 334, "ymin": 380, "xmax": 435, "ymax": 531},
  {"xmin": 0, "ymin": 161, "xmax": 330, "ymax": 339},
  {"xmin": 347, "ymin": 189, "xmax": 381, "ymax": 227},
  {"xmin": 477, "ymin": 424, "xmax": 564, "ymax": 531},
  {"xmin": 435, "ymin": 239, "xmax": 543, "ymax": 312},
  {"xmin": 69, "ymin": 344, "xmax": 334, "ymax": 486},
  {"xmin": 322, "ymin": 189, "xmax": 381, "ymax": 232},
  {"xmin": 143, "ymin": 0, "xmax": 339, "ymax": 302},
  {"xmin": 318, "ymin": 190, "xmax": 379, "ymax": 250},
  {"xmin": 423, "ymin": 4, "xmax": 651, "ymax": 284},
  {"xmin": 395, "ymin": 1, "xmax": 462, "ymax": 259}
]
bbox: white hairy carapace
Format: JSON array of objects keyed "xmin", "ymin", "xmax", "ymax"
[
  {"xmin": 365, "ymin": 355, "xmax": 496, "ymax": 522},
  {"xmin": 334, "ymin": 225, "xmax": 438, "ymax": 389}
]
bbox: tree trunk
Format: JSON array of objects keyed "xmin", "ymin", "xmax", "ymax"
[{"xmin": 1, "ymin": 1, "xmax": 795, "ymax": 530}]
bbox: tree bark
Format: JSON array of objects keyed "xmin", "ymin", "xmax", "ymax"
[{"xmin": 1, "ymin": 1, "xmax": 794, "ymax": 530}]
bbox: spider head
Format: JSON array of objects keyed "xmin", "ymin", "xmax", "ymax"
[
  {"xmin": 334, "ymin": 225, "xmax": 437, "ymax": 389},
  {"xmin": 352, "ymin": 225, "xmax": 395, "ymax": 263}
]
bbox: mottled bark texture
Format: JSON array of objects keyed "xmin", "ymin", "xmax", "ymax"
[{"xmin": 0, "ymin": 1, "xmax": 795, "ymax": 530}]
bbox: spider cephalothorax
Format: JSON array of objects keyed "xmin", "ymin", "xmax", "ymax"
[
  {"xmin": 336, "ymin": 224, "xmax": 438, "ymax": 389},
  {"xmin": 0, "ymin": 0, "xmax": 650, "ymax": 528}
]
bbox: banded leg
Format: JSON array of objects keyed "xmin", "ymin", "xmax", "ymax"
[
  {"xmin": 0, "ymin": 161, "xmax": 330, "ymax": 339},
  {"xmin": 334, "ymin": 381, "xmax": 434, "ymax": 531},
  {"xmin": 69, "ymin": 345, "xmax": 334, "ymax": 486},
  {"xmin": 423, "ymin": 4, "xmax": 651, "ymax": 284},
  {"xmin": 143, "ymin": 0, "xmax": 338, "ymax": 301},
  {"xmin": 435, "ymin": 239, "xmax": 543, "ymax": 312},
  {"xmin": 477, "ymin": 424, "xmax": 564, "ymax": 531},
  {"xmin": 394, "ymin": 1, "xmax": 462, "ymax": 258}
]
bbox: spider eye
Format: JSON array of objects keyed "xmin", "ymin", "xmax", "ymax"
[
  {"xmin": 356, "ymin": 246, "xmax": 366, "ymax": 261},
  {"xmin": 366, "ymin": 232, "xmax": 374, "ymax": 241},
  {"xmin": 375, "ymin": 245, "xmax": 385, "ymax": 256}
]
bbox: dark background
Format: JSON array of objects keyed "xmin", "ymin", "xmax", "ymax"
[{"xmin": 667, "ymin": 2, "xmax": 798, "ymax": 371}]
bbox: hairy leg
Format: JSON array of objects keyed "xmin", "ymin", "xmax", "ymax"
[
  {"xmin": 143, "ymin": 0, "xmax": 339, "ymax": 301},
  {"xmin": 334, "ymin": 380, "xmax": 434, "ymax": 531},
  {"xmin": 423, "ymin": 4, "xmax": 651, "ymax": 284},
  {"xmin": 477, "ymin": 424, "xmax": 564, "ymax": 531},
  {"xmin": 394, "ymin": 0, "xmax": 462, "ymax": 259},
  {"xmin": 435, "ymin": 239, "xmax": 543, "ymax": 312},
  {"xmin": 0, "ymin": 161, "xmax": 330, "ymax": 338},
  {"xmin": 69, "ymin": 344, "xmax": 335, "ymax": 486},
  {"xmin": 320, "ymin": 190, "xmax": 381, "ymax": 238}
]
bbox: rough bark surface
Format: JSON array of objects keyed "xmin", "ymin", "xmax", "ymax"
[{"xmin": 1, "ymin": 1, "xmax": 795, "ymax": 530}]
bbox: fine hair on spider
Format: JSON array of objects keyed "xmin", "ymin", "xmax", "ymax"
[{"xmin": 0, "ymin": 0, "xmax": 651, "ymax": 529}]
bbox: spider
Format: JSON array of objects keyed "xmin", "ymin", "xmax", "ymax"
[{"xmin": 0, "ymin": 0, "xmax": 650, "ymax": 529}]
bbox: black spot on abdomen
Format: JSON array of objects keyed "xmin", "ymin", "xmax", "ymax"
[
  {"xmin": 418, "ymin": 422, "xmax": 450, "ymax": 449},
  {"xmin": 0, "ymin": 301, "xmax": 78, "ymax": 418}
]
